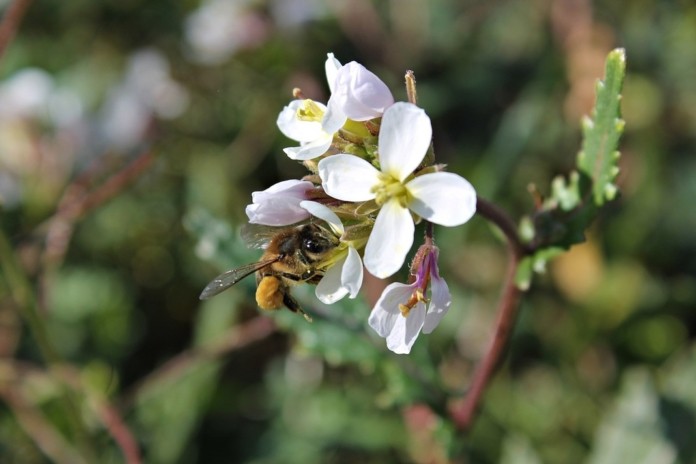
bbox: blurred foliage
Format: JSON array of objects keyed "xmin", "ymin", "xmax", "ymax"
[{"xmin": 1, "ymin": 0, "xmax": 696, "ymax": 463}]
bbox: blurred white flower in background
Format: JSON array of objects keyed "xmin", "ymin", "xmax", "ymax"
[
  {"xmin": 269, "ymin": 0, "xmax": 328, "ymax": 28},
  {"xmin": 185, "ymin": 0, "xmax": 269, "ymax": 65},
  {"xmin": 0, "ymin": 69, "xmax": 86, "ymax": 207},
  {"xmin": 0, "ymin": 68, "xmax": 54, "ymax": 120},
  {"xmin": 0, "ymin": 47, "xmax": 190, "ymax": 206},
  {"xmin": 100, "ymin": 48, "xmax": 189, "ymax": 150}
]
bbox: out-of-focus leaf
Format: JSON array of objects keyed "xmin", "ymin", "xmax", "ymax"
[
  {"xmin": 185, "ymin": 207, "xmax": 258, "ymax": 273},
  {"xmin": 587, "ymin": 369, "xmax": 677, "ymax": 464},
  {"xmin": 49, "ymin": 267, "xmax": 129, "ymax": 322},
  {"xmin": 134, "ymin": 286, "xmax": 238, "ymax": 463},
  {"xmin": 273, "ymin": 292, "xmax": 378, "ymax": 366},
  {"xmin": 516, "ymin": 247, "xmax": 565, "ymax": 290},
  {"xmin": 135, "ymin": 361, "xmax": 219, "ymax": 464},
  {"xmin": 500, "ymin": 434, "xmax": 542, "ymax": 464}
]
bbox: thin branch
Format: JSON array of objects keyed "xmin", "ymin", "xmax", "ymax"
[
  {"xmin": 93, "ymin": 399, "xmax": 142, "ymax": 464},
  {"xmin": 0, "ymin": 387, "xmax": 87, "ymax": 464},
  {"xmin": 53, "ymin": 365, "xmax": 143, "ymax": 464},
  {"xmin": 0, "ymin": 0, "xmax": 33, "ymax": 62},
  {"xmin": 450, "ymin": 196, "xmax": 525, "ymax": 430},
  {"xmin": 43, "ymin": 149, "xmax": 156, "ymax": 269},
  {"xmin": 0, "ymin": 231, "xmax": 97, "ymax": 462},
  {"xmin": 474, "ymin": 195, "xmax": 524, "ymax": 258},
  {"xmin": 0, "ymin": 361, "xmax": 142, "ymax": 464}
]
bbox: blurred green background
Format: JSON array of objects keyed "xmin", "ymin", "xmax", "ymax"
[{"xmin": 1, "ymin": 0, "xmax": 695, "ymax": 463}]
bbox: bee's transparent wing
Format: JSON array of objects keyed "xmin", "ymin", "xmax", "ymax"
[
  {"xmin": 240, "ymin": 224, "xmax": 279, "ymax": 249},
  {"xmin": 199, "ymin": 257, "xmax": 278, "ymax": 300}
]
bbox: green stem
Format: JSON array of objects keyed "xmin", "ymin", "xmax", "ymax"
[{"xmin": 0, "ymin": 231, "xmax": 59, "ymax": 364}]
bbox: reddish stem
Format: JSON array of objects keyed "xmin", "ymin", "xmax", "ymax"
[
  {"xmin": 0, "ymin": 0, "xmax": 33, "ymax": 62},
  {"xmin": 450, "ymin": 196, "xmax": 525, "ymax": 430}
]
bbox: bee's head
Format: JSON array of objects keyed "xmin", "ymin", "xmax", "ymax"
[{"xmin": 298, "ymin": 224, "xmax": 339, "ymax": 262}]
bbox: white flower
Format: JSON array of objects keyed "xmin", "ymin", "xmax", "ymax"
[
  {"xmin": 318, "ymin": 102, "xmax": 477, "ymax": 278},
  {"xmin": 299, "ymin": 200, "xmax": 363, "ymax": 304},
  {"xmin": 368, "ymin": 246, "xmax": 450, "ymax": 354},
  {"xmin": 245, "ymin": 179, "xmax": 314, "ymax": 226},
  {"xmin": 277, "ymin": 53, "xmax": 394, "ymax": 160}
]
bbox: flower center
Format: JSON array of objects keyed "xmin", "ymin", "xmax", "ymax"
[
  {"xmin": 371, "ymin": 173, "xmax": 412, "ymax": 207},
  {"xmin": 296, "ymin": 99, "xmax": 325, "ymax": 123}
]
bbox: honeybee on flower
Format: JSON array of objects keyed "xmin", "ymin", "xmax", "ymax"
[{"xmin": 203, "ymin": 52, "xmax": 477, "ymax": 354}]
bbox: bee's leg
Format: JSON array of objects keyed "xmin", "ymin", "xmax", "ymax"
[
  {"xmin": 283, "ymin": 292, "xmax": 313, "ymax": 323},
  {"xmin": 278, "ymin": 271, "xmax": 319, "ymax": 284}
]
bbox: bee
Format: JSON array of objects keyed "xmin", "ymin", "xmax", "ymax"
[{"xmin": 199, "ymin": 223, "xmax": 340, "ymax": 321}]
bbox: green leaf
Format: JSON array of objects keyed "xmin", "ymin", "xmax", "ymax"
[
  {"xmin": 587, "ymin": 369, "xmax": 677, "ymax": 464},
  {"xmin": 577, "ymin": 48, "xmax": 626, "ymax": 206},
  {"xmin": 184, "ymin": 207, "xmax": 258, "ymax": 272},
  {"xmin": 515, "ymin": 256, "xmax": 534, "ymax": 291},
  {"xmin": 516, "ymin": 50, "xmax": 627, "ymax": 290},
  {"xmin": 500, "ymin": 434, "xmax": 542, "ymax": 464}
]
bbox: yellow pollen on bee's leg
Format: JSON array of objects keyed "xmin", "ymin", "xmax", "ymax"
[{"xmin": 296, "ymin": 99, "xmax": 325, "ymax": 122}]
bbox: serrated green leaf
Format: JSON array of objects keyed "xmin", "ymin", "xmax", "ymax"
[{"xmin": 577, "ymin": 48, "xmax": 626, "ymax": 206}]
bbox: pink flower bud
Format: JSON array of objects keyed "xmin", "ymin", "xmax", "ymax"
[
  {"xmin": 245, "ymin": 180, "xmax": 314, "ymax": 226},
  {"xmin": 329, "ymin": 61, "xmax": 394, "ymax": 121}
]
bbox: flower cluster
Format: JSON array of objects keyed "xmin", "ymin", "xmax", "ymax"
[{"xmin": 245, "ymin": 53, "xmax": 476, "ymax": 354}]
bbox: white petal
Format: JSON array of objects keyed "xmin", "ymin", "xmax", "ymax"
[
  {"xmin": 406, "ymin": 172, "xmax": 477, "ymax": 226},
  {"xmin": 245, "ymin": 200, "xmax": 309, "ymax": 226},
  {"xmin": 386, "ymin": 303, "xmax": 426, "ymax": 354},
  {"xmin": 368, "ymin": 282, "xmax": 414, "ymax": 337},
  {"xmin": 318, "ymin": 154, "xmax": 380, "ymax": 202},
  {"xmin": 246, "ymin": 180, "xmax": 314, "ymax": 226},
  {"xmin": 276, "ymin": 100, "xmax": 325, "ymax": 142},
  {"xmin": 422, "ymin": 275, "xmax": 451, "ymax": 334},
  {"xmin": 316, "ymin": 254, "xmax": 349, "ymax": 304},
  {"xmin": 325, "ymin": 53, "xmax": 342, "ymax": 94},
  {"xmin": 322, "ymin": 95, "xmax": 348, "ymax": 134},
  {"xmin": 299, "ymin": 200, "xmax": 344, "ymax": 236},
  {"xmin": 252, "ymin": 179, "xmax": 313, "ymax": 199},
  {"xmin": 283, "ymin": 134, "xmax": 332, "ymax": 160},
  {"xmin": 363, "ymin": 199, "xmax": 414, "ymax": 278},
  {"xmin": 378, "ymin": 102, "xmax": 432, "ymax": 182},
  {"xmin": 332, "ymin": 62, "xmax": 394, "ymax": 121},
  {"xmin": 341, "ymin": 246, "xmax": 363, "ymax": 298}
]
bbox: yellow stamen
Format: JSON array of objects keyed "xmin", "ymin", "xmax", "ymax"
[
  {"xmin": 371, "ymin": 173, "xmax": 412, "ymax": 207},
  {"xmin": 398, "ymin": 289, "xmax": 426, "ymax": 317},
  {"xmin": 296, "ymin": 99, "xmax": 325, "ymax": 122}
]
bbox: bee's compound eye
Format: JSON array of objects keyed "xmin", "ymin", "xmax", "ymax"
[{"xmin": 303, "ymin": 238, "xmax": 323, "ymax": 254}]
